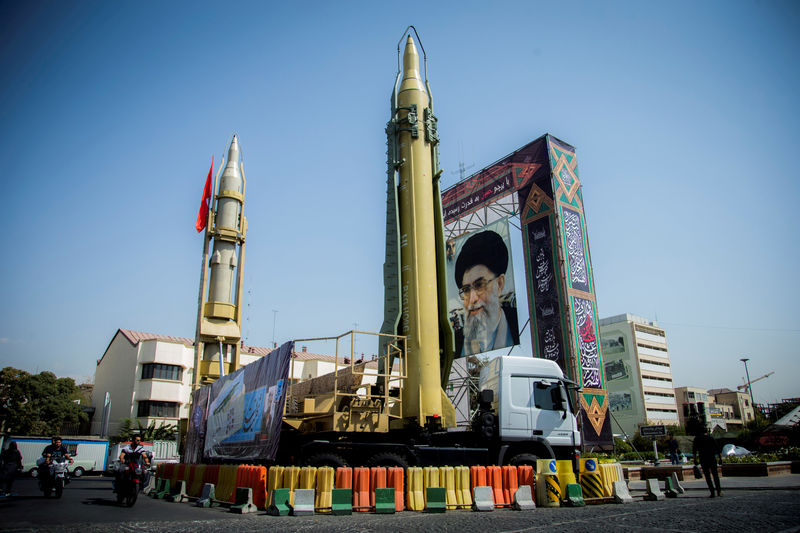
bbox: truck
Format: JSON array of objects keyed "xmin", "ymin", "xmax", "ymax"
[
  {"xmin": 10, "ymin": 436, "xmax": 109, "ymax": 477},
  {"xmin": 275, "ymin": 351, "xmax": 581, "ymax": 468}
]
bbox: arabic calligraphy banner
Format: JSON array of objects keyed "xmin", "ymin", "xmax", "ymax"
[{"xmin": 184, "ymin": 341, "xmax": 293, "ymax": 463}]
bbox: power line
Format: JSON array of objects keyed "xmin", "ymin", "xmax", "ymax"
[{"xmin": 657, "ymin": 321, "xmax": 800, "ymax": 334}]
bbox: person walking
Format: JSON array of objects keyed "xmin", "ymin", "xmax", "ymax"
[
  {"xmin": 669, "ymin": 436, "xmax": 680, "ymax": 465},
  {"xmin": 693, "ymin": 427, "xmax": 722, "ymax": 497},
  {"xmin": 1, "ymin": 442, "xmax": 23, "ymax": 497}
]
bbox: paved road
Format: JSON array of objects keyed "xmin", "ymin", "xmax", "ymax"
[{"xmin": 1, "ymin": 475, "xmax": 799, "ymax": 532}]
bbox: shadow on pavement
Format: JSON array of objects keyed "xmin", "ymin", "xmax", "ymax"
[{"xmin": 82, "ymin": 497, "xmax": 123, "ymax": 507}]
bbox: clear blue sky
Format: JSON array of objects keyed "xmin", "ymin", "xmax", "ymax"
[{"xmin": 1, "ymin": 1, "xmax": 797, "ymax": 405}]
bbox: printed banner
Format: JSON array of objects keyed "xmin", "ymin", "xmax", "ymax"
[
  {"xmin": 445, "ymin": 218, "xmax": 520, "ymax": 356},
  {"xmin": 185, "ymin": 341, "xmax": 293, "ymax": 462},
  {"xmin": 526, "ymin": 216, "xmax": 567, "ymax": 369}
]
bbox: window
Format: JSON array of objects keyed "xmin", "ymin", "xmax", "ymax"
[
  {"xmin": 533, "ymin": 381, "xmax": 569, "ymax": 411},
  {"xmin": 141, "ymin": 363, "xmax": 183, "ymax": 381},
  {"xmin": 137, "ymin": 401, "xmax": 179, "ymax": 418}
]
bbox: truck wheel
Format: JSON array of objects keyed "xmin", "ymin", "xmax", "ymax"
[
  {"xmin": 72, "ymin": 467, "xmax": 85, "ymax": 478},
  {"xmin": 366, "ymin": 452, "xmax": 410, "ymax": 469},
  {"xmin": 304, "ymin": 453, "xmax": 348, "ymax": 468},
  {"xmin": 509, "ymin": 453, "xmax": 539, "ymax": 466}
]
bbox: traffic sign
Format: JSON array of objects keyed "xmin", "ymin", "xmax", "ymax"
[{"xmin": 640, "ymin": 425, "xmax": 667, "ymax": 437}]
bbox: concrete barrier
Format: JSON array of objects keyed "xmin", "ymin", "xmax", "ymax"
[
  {"xmin": 141, "ymin": 473, "xmax": 156, "ymax": 496},
  {"xmin": 167, "ymin": 480, "xmax": 189, "ymax": 503},
  {"xmin": 644, "ymin": 478, "xmax": 665, "ymax": 501},
  {"xmin": 472, "ymin": 486, "xmax": 494, "ymax": 512},
  {"xmin": 268, "ymin": 488, "xmax": 291, "ymax": 516},
  {"xmin": 612, "ymin": 481, "xmax": 633, "ymax": 504},
  {"xmin": 669, "ymin": 472, "xmax": 684, "ymax": 494},
  {"xmin": 230, "ymin": 487, "xmax": 258, "ymax": 514},
  {"xmin": 374, "ymin": 488, "xmax": 396, "ymax": 514},
  {"xmin": 564, "ymin": 483, "xmax": 585, "ymax": 507},
  {"xmin": 331, "ymin": 488, "xmax": 352, "ymax": 516},
  {"xmin": 292, "ymin": 488, "xmax": 315, "ymax": 516},
  {"xmin": 195, "ymin": 483, "xmax": 218, "ymax": 508},
  {"xmin": 513, "ymin": 485, "xmax": 536, "ymax": 510},
  {"xmin": 425, "ymin": 487, "xmax": 446, "ymax": 513}
]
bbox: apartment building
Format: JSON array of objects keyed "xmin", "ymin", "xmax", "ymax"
[
  {"xmin": 708, "ymin": 388, "xmax": 755, "ymax": 430},
  {"xmin": 91, "ymin": 329, "xmax": 342, "ymax": 437},
  {"xmin": 599, "ymin": 313, "xmax": 679, "ymax": 436},
  {"xmin": 674, "ymin": 386, "xmax": 728, "ymax": 432}
]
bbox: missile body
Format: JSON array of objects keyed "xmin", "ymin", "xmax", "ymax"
[
  {"xmin": 382, "ymin": 34, "xmax": 454, "ymax": 427},
  {"xmin": 193, "ymin": 135, "xmax": 247, "ymax": 387}
]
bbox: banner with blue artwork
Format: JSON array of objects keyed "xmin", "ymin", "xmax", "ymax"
[{"xmin": 185, "ymin": 341, "xmax": 293, "ymax": 462}]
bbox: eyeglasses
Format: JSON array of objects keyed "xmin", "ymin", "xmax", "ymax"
[{"xmin": 458, "ymin": 276, "xmax": 497, "ymax": 299}]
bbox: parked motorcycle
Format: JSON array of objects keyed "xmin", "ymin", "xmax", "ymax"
[
  {"xmin": 39, "ymin": 457, "xmax": 69, "ymax": 498},
  {"xmin": 114, "ymin": 453, "xmax": 146, "ymax": 507}
]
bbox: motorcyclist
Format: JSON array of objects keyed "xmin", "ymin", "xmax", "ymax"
[
  {"xmin": 119, "ymin": 436, "xmax": 150, "ymax": 466},
  {"xmin": 38, "ymin": 436, "xmax": 73, "ymax": 485},
  {"xmin": 114, "ymin": 436, "xmax": 150, "ymax": 492}
]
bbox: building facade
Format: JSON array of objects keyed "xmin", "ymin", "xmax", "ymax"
[
  {"xmin": 91, "ymin": 329, "xmax": 343, "ymax": 437},
  {"xmin": 708, "ymin": 388, "xmax": 755, "ymax": 430},
  {"xmin": 598, "ymin": 314, "xmax": 679, "ymax": 437},
  {"xmin": 674, "ymin": 386, "xmax": 728, "ymax": 432}
]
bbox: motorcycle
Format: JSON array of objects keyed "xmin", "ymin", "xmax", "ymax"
[
  {"xmin": 39, "ymin": 457, "xmax": 69, "ymax": 498},
  {"xmin": 114, "ymin": 453, "xmax": 146, "ymax": 507}
]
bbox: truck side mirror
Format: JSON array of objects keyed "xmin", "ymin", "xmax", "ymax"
[{"xmin": 479, "ymin": 389, "xmax": 494, "ymax": 406}]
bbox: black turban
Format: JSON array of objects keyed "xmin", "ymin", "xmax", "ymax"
[{"xmin": 454, "ymin": 230, "xmax": 508, "ymax": 288}]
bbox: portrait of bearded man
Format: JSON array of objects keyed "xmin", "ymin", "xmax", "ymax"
[{"xmin": 454, "ymin": 230, "xmax": 520, "ymax": 356}]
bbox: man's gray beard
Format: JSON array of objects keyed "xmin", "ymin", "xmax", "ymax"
[{"xmin": 463, "ymin": 305, "xmax": 500, "ymax": 354}]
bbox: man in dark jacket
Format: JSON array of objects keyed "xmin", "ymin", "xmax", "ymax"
[
  {"xmin": 1, "ymin": 442, "xmax": 23, "ymax": 496},
  {"xmin": 693, "ymin": 427, "xmax": 722, "ymax": 497}
]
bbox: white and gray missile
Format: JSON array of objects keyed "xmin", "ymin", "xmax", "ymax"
[{"xmin": 193, "ymin": 134, "xmax": 248, "ymax": 388}]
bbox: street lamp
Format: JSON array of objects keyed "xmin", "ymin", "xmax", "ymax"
[{"xmin": 740, "ymin": 357, "xmax": 756, "ymax": 420}]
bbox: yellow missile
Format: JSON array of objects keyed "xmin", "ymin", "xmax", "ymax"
[{"xmin": 383, "ymin": 30, "xmax": 455, "ymax": 428}]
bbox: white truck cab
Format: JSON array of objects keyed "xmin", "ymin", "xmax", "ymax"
[{"xmin": 480, "ymin": 356, "xmax": 580, "ymax": 461}]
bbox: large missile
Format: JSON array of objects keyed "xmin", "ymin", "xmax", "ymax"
[
  {"xmin": 193, "ymin": 135, "xmax": 248, "ymax": 388},
  {"xmin": 381, "ymin": 29, "xmax": 455, "ymax": 428}
]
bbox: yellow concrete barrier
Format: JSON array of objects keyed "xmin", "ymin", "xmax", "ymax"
[
  {"xmin": 215, "ymin": 464, "xmax": 239, "ymax": 503},
  {"xmin": 316, "ymin": 466, "xmax": 334, "ymax": 510},
  {"xmin": 188, "ymin": 464, "xmax": 207, "ymax": 498},
  {"xmin": 267, "ymin": 465, "xmax": 284, "ymax": 508},
  {"xmin": 440, "ymin": 466, "xmax": 458, "ymax": 509},
  {"xmin": 283, "ymin": 466, "xmax": 300, "ymax": 506},
  {"xmin": 455, "ymin": 466, "xmax": 472, "ymax": 508},
  {"xmin": 406, "ymin": 467, "xmax": 424, "ymax": 511},
  {"xmin": 423, "ymin": 466, "xmax": 440, "ymax": 508},
  {"xmin": 300, "ymin": 466, "xmax": 317, "ymax": 489}
]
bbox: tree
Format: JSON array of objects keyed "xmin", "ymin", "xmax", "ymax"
[
  {"xmin": 0, "ymin": 367, "xmax": 87, "ymax": 435},
  {"xmin": 116, "ymin": 418, "xmax": 177, "ymax": 442}
]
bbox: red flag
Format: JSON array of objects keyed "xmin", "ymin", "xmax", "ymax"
[{"xmin": 195, "ymin": 157, "xmax": 214, "ymax": 232}]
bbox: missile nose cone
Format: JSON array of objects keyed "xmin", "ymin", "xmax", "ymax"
[
  {"xmin": 402, "ymin": 36, "xmax": 421, "ymax": 78},
  {"xmin": 228, "ymin": 134, "xmax": 240, "ymax": 160},
  {"xmin": 400, "ymin": 35, "xmax": 424, "ymax": 94}
]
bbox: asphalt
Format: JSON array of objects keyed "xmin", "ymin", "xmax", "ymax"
[{"xmin": 1, "ymin": 474, "xmax": 798, "ymax": 533}]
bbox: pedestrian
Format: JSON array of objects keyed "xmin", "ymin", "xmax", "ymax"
[
  {"xmin": 1, "ymin": 441, "xmax": 23, "ymax": 497},
  {"xmin": 669, "ymin": 436, "xmax": 680, "ymax": 465},
  {"xmin": 692, "ymin": 427, "xmax": 722, "ymax": 497}
]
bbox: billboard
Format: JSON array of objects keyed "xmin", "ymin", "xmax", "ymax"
[
  {"xmin": 518, "ymin": 135, "xmax": 612, "ymax": 448},
  {"xmin": 184, "ymin": 341, "xmax": 293, "ymax": 463},
  {"xmin": 445, "ymin": 217, "xmax": 519, "ymax": 357}
]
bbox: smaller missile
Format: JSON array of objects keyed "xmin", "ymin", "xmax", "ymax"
[{"xmin": 193, "ymin": 134, "xmax": 248, "ymax": 388}]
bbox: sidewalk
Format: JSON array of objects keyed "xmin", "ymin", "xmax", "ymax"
[{"xmin": 628, "ymin": 472, "xmax": 800, "ymax": 492}]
